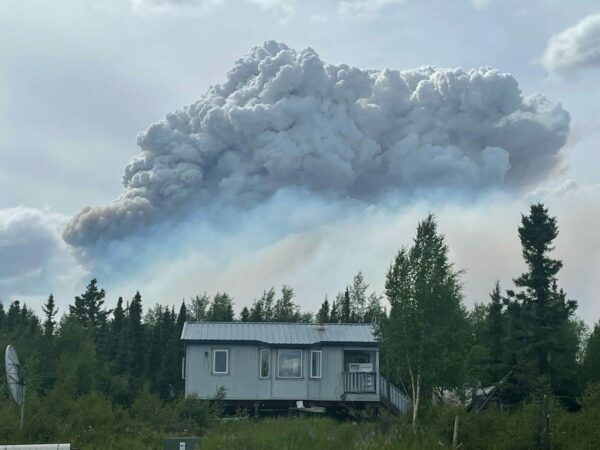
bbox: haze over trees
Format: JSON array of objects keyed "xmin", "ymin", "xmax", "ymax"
[{"xmin": 0, "ymin": 202, "xmax": 598, "ymax": 447}]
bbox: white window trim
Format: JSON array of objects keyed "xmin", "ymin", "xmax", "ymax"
[
  {"xmin": 260, "ymin": 349, "xmax": 270, "ymax": 379},
  {"xmin": 277, "ymin": 349, "xmax": 303, "ymax": 379},
  {"xmin": 213, "ymin": 349, "xmax": 229, "ymax": 374},
  {"xmin": 310, "ymin": 350, "xmax": 322, "ymax": 379}
]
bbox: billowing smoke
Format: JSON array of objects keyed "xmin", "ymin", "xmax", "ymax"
[{"xmin": 64, "ymin": 41, "xmax": 570, "ymax": 250}]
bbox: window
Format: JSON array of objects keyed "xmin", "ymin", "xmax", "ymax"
[
  {"xmin": 311, "ymin": 350, "xmax": 322, "ymax": 379},
  {"xmin": 213, "ymin": 349, "xmax": 228, "ymax": 374},
  {"xmin": 260, "ymin": 349, "xmax": 270, "ymax": 378},
  {"xmin": 278, "ymin": 349, "xmax": 302, "ymax": 378}
]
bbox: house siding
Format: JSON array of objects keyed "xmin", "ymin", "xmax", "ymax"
[{"xmin": 185, "ymin": 343, "xmax": 379, "ymax": 402}]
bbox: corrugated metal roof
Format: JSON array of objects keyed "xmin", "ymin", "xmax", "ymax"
[{"xmin": 181, "ymin": 322, "xmax": 377, "ymax": 345}]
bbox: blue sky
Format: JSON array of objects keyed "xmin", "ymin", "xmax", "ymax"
[{"xmin": 0, "ymin": 0, "xmax": 599, "ymax": 320}]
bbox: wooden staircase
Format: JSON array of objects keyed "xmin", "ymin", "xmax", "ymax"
[{"xmin": 379, "ymin": 375, "xmax": 410, "ymax": 414}]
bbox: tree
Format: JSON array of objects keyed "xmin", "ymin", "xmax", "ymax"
[
  {"xmin": 248, "ymin": 297, "xmax": 265, "ymax": 322},
  {"xmin": 240, "ymin": 306, "xmax": 250, "ymax": 322},
  {"xmin": 248, "ymin": 288, "xmax": 276, "ymax": 322},
  {"xmin": 379, "ymin": 214, "xmax": 468, "ymax": 426},
  {"xmin": 42, "ymin": 294, "xmax": 58, "ymax": 337},
  {"xmin": 110, "ymin": 297, "xmax": 125, "ymax": 361},
  {"xmin": 349, "ymin": 272, "xmax": 368, "ymax": 322},
  {"xmin": 317, "ymin": 297, "xmax": 330, "ymax": 324},
  {"xmin": 273, "ymin": 285, "xmax": 300, "ymax": 322},
  {"xmin": 484, "ymin": 282, "xmax": 507, "ymax": 383},
  {"xmin": 504, "ymin": 203, "xmax": 578, "ymax": 400},
  {"xmin": 341, "ymin": 288, "xmax": 351, "ymax": 323},
  {"xmin": 582, "ymin": 322, "xmax": 600, "ymax": 386},
  {"xmin": 364, "ymin": 292, "xmax": 384, "ymax": 325},
  {"xmin": 128, "ymin": 291, "xmax": 145, "ymax": 383},
  {"xmin": 69, "ymin": 279, "xmax": 110, "ymax": 332},
  {"xmin": 207, "ymin": 293, "xmax": 234, "ymax": 321},
  {"xmin": 189, "ymin": 294, "xmax": 210, "ymax": 321},
  {"xmin": 329, "ymin": 300, "xmax": 339, "ymax": 323}
]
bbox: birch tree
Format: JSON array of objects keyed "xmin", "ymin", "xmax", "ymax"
[{"xmin": 379, "ymin": 214, "xmax": 467, "ymax": 426}]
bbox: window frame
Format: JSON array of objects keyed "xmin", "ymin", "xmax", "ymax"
[
  {"xmin": 277, "ymin": 349, "xmax": 303, "ymax": 379},
  {"xmin": 259, "ymin": 349, "xmax": 270, "ymax": 379},
  {"xmin": 310, "ymin": 350, "xmax": 322, "ymax": 379},
  {"xmin": 212, "ymin": 349, "xmax": 229, "ymax": 375}
]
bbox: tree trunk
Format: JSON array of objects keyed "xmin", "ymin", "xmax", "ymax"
[{"xmin": 410, "ymin": 369, "xmax": 421, "ymax": 427}]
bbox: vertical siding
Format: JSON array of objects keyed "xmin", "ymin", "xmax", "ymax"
[
  {"xmin": 272, "ymin": 349, "xmax": 308, "ymax": 399},
  {"xmin": 312, "ymin": 347, "xmax": 344, "ymax": 400},
  {"xmin": 185, "ymin": 344, "xmax": 378, "ymax": 402},
  {"xmin": 186, "ymin": 344, "xmax": 260, "ymax": 400}
]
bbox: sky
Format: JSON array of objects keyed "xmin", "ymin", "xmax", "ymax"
[{"xmin": 0, "ymin": 0, "xmax": 599, "ymax": 321}]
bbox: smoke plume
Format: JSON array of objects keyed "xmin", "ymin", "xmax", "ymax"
[{"xmin": 64, "ymin": 41, "xmax": 570, "ymax": 250}]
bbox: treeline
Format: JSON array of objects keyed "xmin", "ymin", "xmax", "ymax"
[
  {"xmin": 0, "ymin": 269, "xmax": 384, "ymax": 406},
  {"xmin": 379, "ymin": 203, "xmax": 600, "ymax": 427},
  {"xmin": 1, "ymin": 202, "xmax": 600, "ymax": 447}
]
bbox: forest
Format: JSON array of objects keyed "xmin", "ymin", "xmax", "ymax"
[{"xmin": 1, "ymin": 202, "xmax": 600, "ymax": 449}]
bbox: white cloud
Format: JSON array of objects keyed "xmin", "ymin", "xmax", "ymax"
[
  {"xmin": 338, "ymin": 0, "xmax": 405, "ymax": 18},
  {"xmin": 542, "ymin": 13, "xmax": 600, "ymax": 74},
  {"xmin": 131, "ymin": 0, "xmax": 295, "ymax": 18},
  {"xmin": 470, "ymin": 0, "xmax": 492, "ymax": 10},
  {"xmin": 0, "ymin": 208, "xmax": 84, "ymax": 300}
]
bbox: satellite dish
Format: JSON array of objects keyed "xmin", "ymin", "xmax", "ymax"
[{"xmin": 5, "ymin": 344, "xmax": 27, "ymax": 429}]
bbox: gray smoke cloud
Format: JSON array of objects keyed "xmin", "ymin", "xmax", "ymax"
[
  {"xmin": 63, "ymin": 41, "xmax": 570, "ymax": 249},
  {"xmin": 542, "ymin": 14, "xmax": 600, "ymax": 75}
]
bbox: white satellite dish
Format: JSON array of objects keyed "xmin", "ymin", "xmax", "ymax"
[{"xmin": 5, "ymin": 344, "xmax": 27, "ymax": 430}]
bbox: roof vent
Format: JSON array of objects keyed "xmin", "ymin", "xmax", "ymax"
[{"xmin": 315, "ymin": 324, "xmax": 326, "ymax": 331}]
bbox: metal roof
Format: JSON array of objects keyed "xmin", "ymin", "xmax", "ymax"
[{"xmin": 181, "ymin": 322, "xmax": 377, "ymax": 345}]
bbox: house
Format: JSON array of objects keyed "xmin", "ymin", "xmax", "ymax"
[{"xmin": 180, "ymin": 321, "xmax": 409, "ymax": 414}]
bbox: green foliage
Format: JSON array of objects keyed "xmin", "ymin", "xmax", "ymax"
[
  {"xmin": 316, "ymin": 296, "xmax": 330, "ymax": 324},
  {"xmin": 379, "ymin": 214, "xmax": 469, "ymax": 422},
  {"xmin": 207, "ymin": 292, "xmax": 235, "ymax": 321},
  {"xmin": 500, "ymin": 204, "xmax": 579, "ymax": 402},
  {"xmin": 0, "ymin": 202, "xmax": 597, "ymax": 448},
  {"xmin": 582, "ymin": 322, "xmax": 600, "ymax": 385}
]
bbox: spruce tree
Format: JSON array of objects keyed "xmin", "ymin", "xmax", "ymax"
[
  {"xmin": 248, "ymin": 297, "xmax": 265, "ymax": 321},
  {"xmin": 484, "ymin": 282, "xmax": 507, "ymax": 383},
  {"xmin": 42, "ymin": 294, "xmax": 58, "ymax": 337},
  {"xmin": 505, "ymin": 203, "xmax": 577, "ymax": 399},
  {"xmin": 128, "ymin": 291, "xmax": 145, "ymax": 384},
  {"xmin": 70, "ymin": 279, "xmax": 110, "ymax": 331},
  {"xmin": 341, "ymin": 288, "xmax": 351, "ymax": 323},
  {"xmin": 240, "ymin": 306, "xmax": 250, "ymax": 322},
  {"xmin": 317, "ymin": 297, "xmax": 330, "ymax": 324},
  {"xmin": 329, "ymin": 301, "xmax": 339, "ymax": 323},
  {"xmin": 582, "ymin": 322, "xmax": 600, "ymax": 386},
  {"xmin": 110, "ymin": 297, "xmax": 125, "ymax": 360}
]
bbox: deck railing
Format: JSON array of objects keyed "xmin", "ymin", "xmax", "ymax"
[
  {"xmin": 379, "ymin": 375, "xmax": 410, "ymax": 413},
  {"xmin": 343, "ymin": 371, "xmax": 377, "ymax": 393}
]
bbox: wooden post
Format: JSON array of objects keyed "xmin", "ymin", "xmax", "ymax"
[
  {"xmin": 541, "ymin": 394, "xmax": 550, "ymax": 450},
  {"xmin": 452, "ymin": 415, "xmax": 459, "ymax": 449},
  {"xmin": 253, "ymin": 401, "xmax": 260, "ymax": 419}
]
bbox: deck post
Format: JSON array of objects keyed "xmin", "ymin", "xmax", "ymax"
[{"xmin": 253, "ymin": 401, "xmax": 260, "ymax": 419}]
